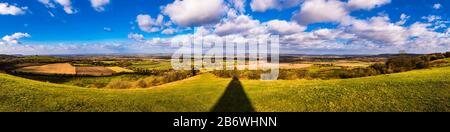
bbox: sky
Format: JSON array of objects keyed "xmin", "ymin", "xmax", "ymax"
[{"xmin": 0, "ymin": 0, "xmax": 449, "ymax": 55}]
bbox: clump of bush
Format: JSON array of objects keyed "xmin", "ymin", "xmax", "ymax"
[
  {"xmin": 444, "ymin": 52, "xmax": 450, "ymax": 58},
  {"xmin": 105, "ymin": 70, "xmax": 195, "ymax": 89},
  {"xmin": 106, "ymin": 79, "xmax": 133, "ymax": 89}
]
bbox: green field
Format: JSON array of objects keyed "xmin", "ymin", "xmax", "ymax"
[
  {"xmin": 0, "ymin": 67, "xmax": 449, "ymax": 112},
  {"xmin": 130, "ymin": 60, "xmax": 172, "ymax": 70}
]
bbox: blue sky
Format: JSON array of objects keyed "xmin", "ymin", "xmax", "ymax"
[{"xmin": 0, "ymin": 0, "xmax": 449, "ymax": 55}]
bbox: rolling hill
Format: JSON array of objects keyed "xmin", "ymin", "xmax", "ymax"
[{"xmin": 0, "ymin": 67, "xmax": 449, "ymax": 112}]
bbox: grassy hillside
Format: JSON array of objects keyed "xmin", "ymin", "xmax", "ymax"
[{"xmin": 0, "ymin": 67, "xmax": 449, "ymax": 112}]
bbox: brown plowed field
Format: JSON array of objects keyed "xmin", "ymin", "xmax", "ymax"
[{"xmin": 76, "ymin": 67, "xmax": 115, "ymax": 76}]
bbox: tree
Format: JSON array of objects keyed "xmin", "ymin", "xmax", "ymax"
[{"xmin": 444, "ymin": 52, "xmax": 450, "ymax": 58}]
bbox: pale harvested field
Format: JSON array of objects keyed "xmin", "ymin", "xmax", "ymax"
[
  {"xmin": 76, "ymin": 67, "xmax": 115, "ymax": 76},
  {"xmin": 107, "ymin": 67, "xmax": 134, "ymax": 73},
  {"xmin": 333, "ymin": 61, "xmax": 375, "ymax": 67},
  {"xmin": 15, "ymin": 63, "xmax": 76, "ymax": 75},
  {"xmin": 279, "ymin": 63, "xmax": 313, "ymax": 69}
]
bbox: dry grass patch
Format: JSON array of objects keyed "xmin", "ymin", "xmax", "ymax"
[{"xmin": 107, "ymin": 67, "xmax": 134, "ymax": 73}]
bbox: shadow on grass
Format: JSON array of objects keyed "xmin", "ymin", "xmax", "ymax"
[{"xmin": 211, "ymin": 76, "xmax": 255, "ymax": 112}]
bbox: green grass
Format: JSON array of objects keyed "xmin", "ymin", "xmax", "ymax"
[
  {"xmin": 0, "ymin": 67, "xmax": 449, "ymax": 112},
  {"xmin": 19, "ymin": 56, "xmax": 63, "ymax": 62},
  {"xmin": 130, "ymin": 60, "xmax": 172, "ymax": 70}
]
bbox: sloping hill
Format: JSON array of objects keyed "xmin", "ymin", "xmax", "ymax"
[{"xmin": 0, "ymin": 67, "xmax": 449, "ymax": 112}]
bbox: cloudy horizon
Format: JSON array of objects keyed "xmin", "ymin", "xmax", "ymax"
[{"xmin": 1, "ymin": 0, "xmax": 449, "ymax": 55}]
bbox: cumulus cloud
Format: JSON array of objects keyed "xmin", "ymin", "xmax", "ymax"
[
  {"xmin": 293, "ymin": 0, "xmax": 348, "ymax": 25},
  {"xmin": 347, "ymin": 0, "xmax": 391, "ymax": 10},
  {"xmin": 90, "ymin": 0, "xmax": 110, "ymax": 12},
  {"xmin": 163, "ymin": 0, "xmax": 228, "ymax": 27},
  {"xmin": 250, "ymin": 0, "xmax": 302, "ymax": 12},
  {"xmin": 0, "ymin": 2, "xmax": 27, "ymax": 15},
  {"xmin": 265, "ymin": 20, "xmax": 306, "ymax": 35},
  {"xmin": 250, "ymin": 0, "xmax": 277, "ymax": 12},
  {"xmin": 214, "ymin": 15, "xmax": 265, "ymax": 36},
  {"xmin": 1, "ymin": 32, "xmax": 31, "ymax": 44},
  {"xmin": 348, "ymin": 16, "xmax": 408, "ymax": 46},
  {"xmin": 292, "ymin": 0, "xmax": 392, "ymax": 25},
  {"xmin": 136, "ymin": 14, "xmax": 160, "ymax": 33},
  {"xmin": 406, "ymin": 22, "xmax": 450, "ymax": 52},
  {"xmin": 135, "ymin": 14, "xmax": 178, "ymax": 34},
  {"xmin": 433, "ymin": 3, "xmax": 441, "ymax": 9}
]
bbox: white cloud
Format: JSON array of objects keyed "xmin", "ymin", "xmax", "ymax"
[
  {"xmin": 406, "ymin": 22, "xmax": 450, "ymax": 52},
  {"xmin": 347, "ymin": 0, "xmax": 391, "ymax": 10},
  {"xmin": 433, "ymin": 3, "xmax": 441, "ymax": 9},
  {"xmin": 2, "ymin": 32, "xmax": 31, "ymax": 44},
  {"xmin": 48, "ymin": 11, "xmax": 55, "ymax": 17},
  {"xmin": 408, "ymin": 23, "xmax": 432, "ymax": 37},
  {"xmin": 128, "ymin": 33, "xmax": 145, "ymax": 41},
  {"xmin": 162, "ymin": 28, "xmax": 176, "ymax": 35},
  {"xmin": 214, "ymin": 15, "xmax": 265, "ymax": 36},
  {"xmin": 230, "ymin": 0, "xmax": 246, "ymax": 13},
  {"xmin": 39, "ymin": 0, "xmax": 76, "ymax": 14},
  {"xmin": 163, "ymin": 0, "xmax": 228, "ymax": 27},
  {"xmin": 293, "ymin": 0, "xmax": 348, "ymax": 25},
  {"xmin": 136, "ymin": 14, "xmax": 159, "ymax": 33},
  {"xmin": 396, "ymin": 13, "xmax": 409, "ymax": 25},
  {"xmin": 136, "ymin": 14, "xmax": 176, "ymax": 34},
  {"xmin": 194, "ymin": 27, "xmax": 212, "ymax": 36},
  {"xmin": 292, "ymin": 0, "xmax": 392, "ymax": 25},
  {"xmin": 250, "ymin": 0, "xmax": 302, "ymax": 12},
  {"xmin": 348, "ymin": 16, "xmax": 408, "ymax": 45},
  {"xmin": 0, "ymin": 3, "xmax": 27, "ymax": 15},
  {"xmin": 265, "ymin": 20, "xmax": 306, "ymax": 35},
  {"xmin": 90, "ymin": 0, "xmax": 110, "ymax": 12},
  {"xmin": 156, "ymin": 14, "xmax": 164, "ymax": 26},
  {"xmin": 38, "ymin": 0, "xmax": 55, "ymax": 8},
  {"xmin": 55, "ymin": 0, "xmax": 76, "ymax": 14},
  {"xmin": 313, "ymin": 28, "xmax": 355, "ymax": 40},
  {"xmin": 422, "ymin": 15, "xmax": 442, "ymax": 22},
  {"xmin": 250, "ymin": 0, "xmax": 277, "ymax": 12}
]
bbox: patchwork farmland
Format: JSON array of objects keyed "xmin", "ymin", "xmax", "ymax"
[{"xmin": 15, "ymin": 63, "xmax": 133, "ymax": 76}]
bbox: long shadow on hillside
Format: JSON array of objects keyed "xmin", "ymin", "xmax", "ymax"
[{"xmin": 211, "ymin": 76, "xmax": 255, "ymax": 112}]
